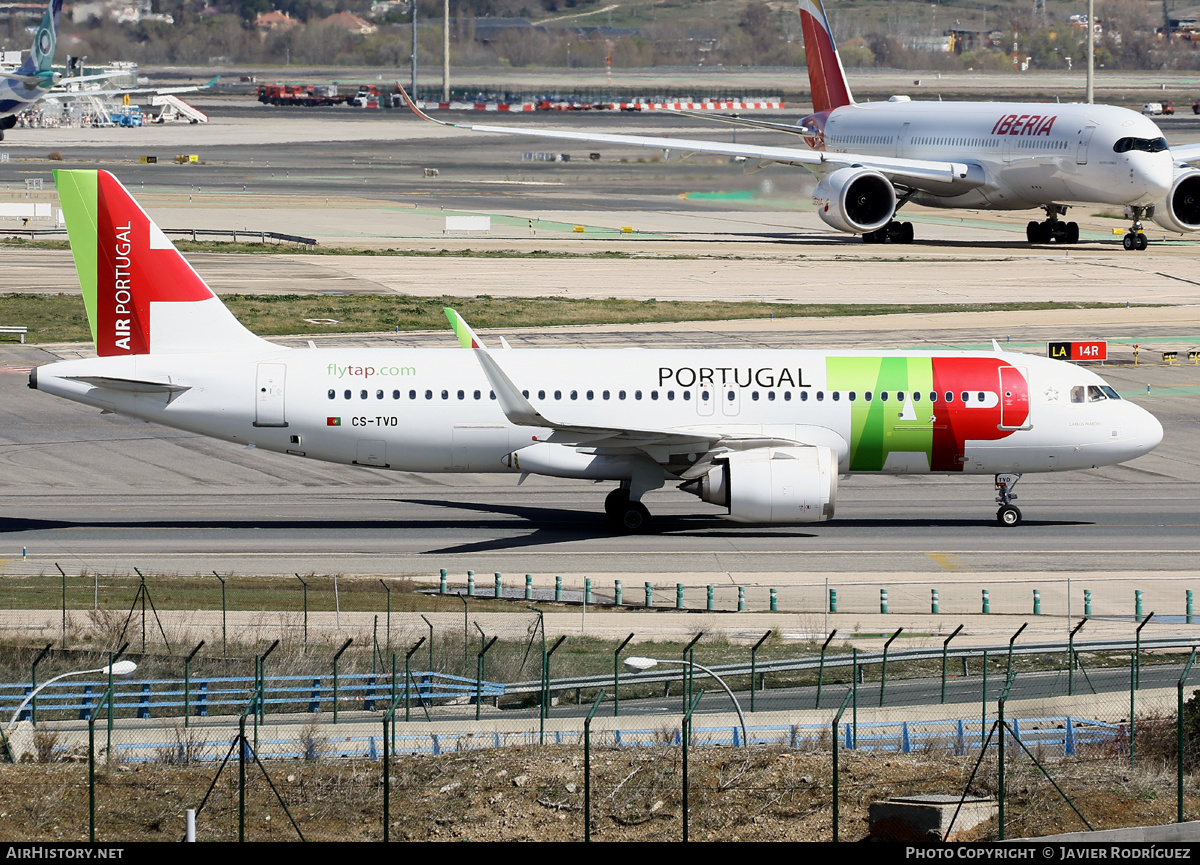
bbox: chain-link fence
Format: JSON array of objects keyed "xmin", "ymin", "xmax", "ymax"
[{"xmin": 3, "ymin": 618, "xmax": 1200, "ymax": 841}]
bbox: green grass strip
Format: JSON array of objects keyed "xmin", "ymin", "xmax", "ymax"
[{"xmin": 0, "ymin": 294, "xmax": 1134, "ymax": 345}]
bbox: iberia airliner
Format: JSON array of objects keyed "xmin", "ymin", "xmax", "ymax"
[
  {"xmin": 30, "ymin": 170, "xmax": 1163, "ymax": 530},
  {"xmin": 398, "ymin": 0, "xmax": 1200, "ymax": 251}
]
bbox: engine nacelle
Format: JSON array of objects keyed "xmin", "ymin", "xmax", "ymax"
[
  {"xmin": 681, "ymin": 446, "xmax": 838, "ymax": 524},
  {"xmin": 812, "ymin": 166, "xmax": 895, "ymax": 234},
  {"xmin": 504, "ymin": 442, "xmax": 643, "ymax": 480},
  {"xmin": 1151, "ymin": 167, "xmax": 1200, "ymax": 234}
]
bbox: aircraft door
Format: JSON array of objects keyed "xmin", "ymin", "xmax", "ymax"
[
  {"xmin": 896, "ymin": 122, "xmax": 910, "ymax": 159},
  {"xmin": 999, "ymin": 366, "xmax": 1032, "ymax": 430},
  {"xmin": 1076, "ymin": 125, "xmax": 1096, "ymax": 165},
  {"xmin": 722, "ymin": 387, "xmax": 741, "ymax": 417},
  {"xmin": 696, "ymin": 387, "xmax": 714, "ymax": 417},
  {"xmin": 254, "ymin": 363, "xmax": 288, "ymax": 427}
]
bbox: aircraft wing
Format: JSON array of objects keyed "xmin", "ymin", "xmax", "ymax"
[
  {"xmin": 1172, "ymin": 143, "xmax": 1200, "ymax": 164},
  {"xmin": 664, "ymin": 108, "xmax": 812, "ymax": 137},
  {"xmin": 473, "ymin": 347, "xmax": 804, "ymax": 475},
  {"xmin": 398, "ymin": 85, "xmax": 979, "ymax": 190},
  {"xmin": 60, "ymin": 76, "xmax": 219, "ymax": 99}
]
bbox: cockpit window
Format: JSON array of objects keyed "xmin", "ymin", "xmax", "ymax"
[
  {"xmin": 1100, "ymin": 385, "xmax": 1121, "ymax": 400},
  {"xmin": 1087, "ymin": 385, "xmax": 1107, "ymax": 402},
  {"xmin": 1071, "ymin": 386, "xmax": 1086, "ymax": 403},
  {"xmin": 1113, "ymin": 136, "xmax": 1169, "ymax": 154}
]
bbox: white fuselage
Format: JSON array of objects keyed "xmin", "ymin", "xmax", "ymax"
[
  {"xmin": 33, "ymin": 346, "xmax": 1162, "ymax": 479},
  {"xmin": 816, "ymin": 101, "xmax": 1174, "ymax": 210}
]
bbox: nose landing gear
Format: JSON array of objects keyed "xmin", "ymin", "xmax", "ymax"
[
  {"xmin": 995, "ymin": 473, "xmax": 1023, "ymax": 526},
  {"xmin": 1122, "ymin": 206, "xmax": 1149, "ymax": 251}
]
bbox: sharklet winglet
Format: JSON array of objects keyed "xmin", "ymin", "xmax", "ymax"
[{"xmin": 443, "ymin": 307, "xmax": 487, "ymax": 349}]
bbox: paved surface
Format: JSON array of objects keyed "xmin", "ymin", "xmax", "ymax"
[{"xmin": 2, "ymin": 94, "xmax": 1199, "ymax": 648}]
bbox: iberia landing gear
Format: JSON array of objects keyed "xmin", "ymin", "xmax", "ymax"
[
  {"xmin": 994, "ymin": 473, "xmax": 1023, "ymax": 526},
  {"xmin": 1122, "ymin": 206, "xmax": 1149, "ymax": 251},
  {"xmin": 605, "ymin": 485, "xmax": 651, "ymax": 532},
  {"xmin": 862, "ymin": 220, "xmax": 914, "ymax": 244},
  {"xmin": 1026, "ymin": 205, "xmax": 1079, "ymax": 245}
]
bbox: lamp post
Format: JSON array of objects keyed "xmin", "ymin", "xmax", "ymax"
[
  {"xmin": 623, "ymin": 656, "xmax": 748, "ymax": 747},
  {"xmin": 7, "ymin": 661, "xmax": 138, "ymax": 730}
]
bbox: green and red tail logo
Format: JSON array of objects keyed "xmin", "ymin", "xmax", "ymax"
[{"xmin": 55, "ymin": 169, "xmax": 214, "ymax": 356}]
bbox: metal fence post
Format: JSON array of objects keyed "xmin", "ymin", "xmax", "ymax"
[
  {"xmin": 750, "ymin": 631, "xmax": 771, "ymax": 712},
  {"xmin": 681, "ymin": 689, "xmax": 704, "ymax": 843},
  {"xmin": 879, "ymin": 628, "xmax": 903, "ymax": 707},
  {"xmin": 584, "ymin": 690, "xmax": 606, "ymax": 842},
  {"xmin": 816, "ymin": 630, "xmax": 837, "ymax": 710},
  {"xmin": 184, "ymin": 641, "xmax": 205, "ymax": 728},
  {"xmin": 832, "ymin": 687, "xmax": 854, "ymax": 842},
  {"xmin": 1177, "ymin": 648, "xmax": 1197, "ymax": 823},
  {"xmin": 476, "ymin": 636, "xmax": 497, "ymax": 722},
  {"xmin": 613, "ymin": 633, "xmax": 634, "ymax": 717},
  {"xmin": 941, "ymin": 625, "xmax": 963, "ymax": 704},
  {"xmin": 333, "ymin": 638, "xmax": 353, "ymax": 724}
]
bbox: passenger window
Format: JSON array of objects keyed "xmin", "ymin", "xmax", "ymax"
[
  {"xmin": 727, "ymin": 390, "xmax": 735, "ymax": 402},
  {"xmin": 667, "ymin": 391, "xmax": 675, "ymax": 401},
  {"xmin": 848, "ymin": 392, "xmax": 856, "ymax": 402},
  {"xmin": 912, "ymin": 392, "xmax": 921, "ymax": 402},
  {"xmin": 816, "ymin": 391, "xmax": 824, "ymax": 401},
  {"xmin": 393, "ymin": 390, "xmax": 400, "ymax": 399},
  {"xmin": 328, "ymin": 389, "xmax": 335, "ymax": 399},
  {"xmin": 554, "ymin": 390, "xmax": 561, "ymax": 400},
  {"xmin": 1071, "ymin": 386, "xmax": 1085, "ymax": 403},
  {"xmin": 977, "ymin": 392, "xmax": 986, "ymax": 402},
  {"xmin": 441, "ymin": 390, "xmax": 448, "ymax": 400},
  {"xmin": 929, "ymin": 392, "xmax": 937, "ymax": 402},
  {"xmin": 945, "ymin": 392, "xmax": 954, "ymax": 402},
  {"xmin": 683, "ymin": 391, "xmax": 691, "ymax": 401},
  {"xmin": 473, "ymin": 390, "xmax": 481, "ymax": 400},
  {"xmin": 489, "ymin": 391, "xmax": 496, "ymax": 400},
  {"xmin": 752, "ymin": 391, "xmax": 760, "ymax": 401},
  {"xmin": 880, "ymin": 392, "xmax": 889, "ymax": 402},
  {"xmin": 602, "ymin": 390, "xmax": 610, "ymax": 400},
  {"xmin": 360, "ymin": 390, "xmax": 368, "ymax": 399},
  {"xmin": 865, "ymin": 392, "xmax": 872, "ymax": 402},
  {"xmin": 409, "ymin": 389, "xmax": 416, "ymax": 400},
  {"xmin": 538, "ymin": 390, "xmax": 546, "ymax": 400},
  {"xmin": 960, "ymin": 392, "xmax": 969, "ymax": 403},
  {"xmin": 570, "ymin": 390, "xmax": 577, "ymax": 400},
  {"xmin": 377, "ymin": 389, "xmax": 384, "ymax": 399},
  {"xmin": 586, "ymin": 390, "xmax": 594, "ymax": 400},
  {"xmin": 784, "ymin": 392, "xmax": 791, "ymax": 401},
  {"xmin": 619, "ymin": 390, "xmax": 626, "ymax": 400},
  {"xmin": 1088, "ymin": 385, "xmax": 1107, "ymax": 402},
  {"xmin": 522, "ymin": 390, "xmax": 529, "ymax": 398},
  {"xmin": 425, "ymin": 390, "xmax": 433, "ymax": 400},
  {"xmin": 898, "ymin": 391, "xmax": 905, "ymax": 401},
  {"xmin": 701, "ymin": 389, "xmax": 710, "ymax": 401},
  {"xmin": 832, "ymin": 391, "xmax": 840, "ymax": 401},
  {"xmin": 800, "ymin": 391, "xmax": 808, "ymax": 402},
  {"xmin": 635, "ymin": 390, "xmax": 643, "ymax": 400},
  {"xmin": 651, "ymin": 391, "xmax": 658, "ymax": 400},
  {"xmin": 767, "ymin": 391, "xmax": 775, "ymax": 401}
]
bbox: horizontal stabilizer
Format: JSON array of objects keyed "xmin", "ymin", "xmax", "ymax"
[{"xmin": 64, "ymin": 375, "xmax": 191, "ymax": 393}]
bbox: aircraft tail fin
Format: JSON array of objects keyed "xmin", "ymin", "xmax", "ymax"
[
  {"xmin": 17, "ymin": 0, "xmax": 61, "ymax": 76},
  {"xmin": 799, "ymin": 0, "xmax": 854, "ymax": 112},
  {"xmin": 54, "ymin": 169, "xmax": 274, "ymax": 357}
]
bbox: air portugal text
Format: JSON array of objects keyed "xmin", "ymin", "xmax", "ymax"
[{"xmin": 113, "ymin": 221, "xmax": 133, "ymax": 351}]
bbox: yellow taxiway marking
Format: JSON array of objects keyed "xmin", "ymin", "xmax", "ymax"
[{"xmin": 926, "ymin": 552, "xmax": 971, "ymax": 571}]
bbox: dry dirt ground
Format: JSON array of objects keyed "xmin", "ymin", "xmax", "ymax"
[{"xmin": 0, "ymin": 743, "xmax": 1194, "ymax": 842}]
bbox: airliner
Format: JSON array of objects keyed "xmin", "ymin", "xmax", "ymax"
[
  {"xmin": 398, "ymin": 0, "xmax": 1200, "ymax": 251},
  {"xmin": 1, "ymin": 0, "xmax": 215, "ymax": 141},
  {"xmin": 28, "ymin": 169, "xmax": 1163, "ymax": 530}
]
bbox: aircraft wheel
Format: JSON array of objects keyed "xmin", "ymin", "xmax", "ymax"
[
  {"xmin": 862, "ymin": 229, "xmax": 878, "ymax": 244},
  {"xmin": 997, "ymin": 505, "xmax": 1022, "ymax": 527},
  {"xmin": 899, "ymin": 222, "xmax": 914, "ymax": 243},
  {"xmin": 1123, "ymin": 233, "xmax": 1137, "ymax": 251},
  {"xmin": 604, "ymin": 488, "xmax": 630, "ymax": 521},
  {"xmin": 1065, "ymin": 222, "xmax": 1080, "ymax": 244},
  {"xmin": 619, "ymin": 501, "xmax": 652, "ymax": 533},
  {"xmin": 1026, "ymin": 221, "xmax": 1040, "ymax": 243},
  {"xmin": 1136, "ymin": 232, "xmax": 1148, "ymax": 251}
]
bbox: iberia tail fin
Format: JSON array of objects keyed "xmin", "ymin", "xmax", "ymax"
[
  {"xmin": 799, "ymin": 0, "xmax": 854, "ymax": 113},
  {"xmin": 54, "ymin": 169, "xmax": 275, "ymax": 356}
]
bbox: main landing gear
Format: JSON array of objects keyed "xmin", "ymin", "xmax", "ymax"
[
  {"xmin": 862, "ymin": 220, "xmax": 914, "ymax": 244},
  {"xmin": 1026, "ymin": 205, "xmax": 1079, "ymax": 245},
  {"xmin": 994, "ymin": 473, "xmax": 1023, "ymax": 526},
  {"xmin": 605, "ymin": 486, "xmax": 651, "ymax": 532},
  {"xmin": 1122, "ymin": 206, "xmax": 1149, "ymax": 251}
]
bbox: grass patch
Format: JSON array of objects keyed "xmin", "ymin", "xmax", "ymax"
[{"xmin": 0, "ymin": 293, "xmax": 1134, "ymax": 345}]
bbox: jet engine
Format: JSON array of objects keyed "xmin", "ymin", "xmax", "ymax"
[
  {"xmin": 811, "ymin": 166, "xmax": 896, "ymax": 234},
  {"xmin": 503, "ymin": 442, "xmax": 643, "ymax": 479},
  {"xmin": 680, "ymin": 446, "xmax": 838, "ymax": 524},
  {"xmin": 1150, "ymin": 166, "xmax": 1200, "ymax": 234}
]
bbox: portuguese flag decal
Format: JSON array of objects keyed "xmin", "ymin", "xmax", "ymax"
[{"xmin": 327, "ymin": 417, "xmax": 341, "ymax": 426}]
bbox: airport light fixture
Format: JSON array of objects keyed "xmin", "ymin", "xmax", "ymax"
[
  {"xmin": 623, "ymin": 656, "xmax": 748, "ymax": 746},
  {"xmin": 7, "ymin": 661, "xmax": 137, "ymax": 730}
]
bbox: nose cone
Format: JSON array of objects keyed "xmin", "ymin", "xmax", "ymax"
[
  {"xmin": 1127, "ymin": 403, "xmax": 1164, "ymax": 458},
  {"xmin": 1133, "ymin": 153, "xmax": 1174, "ymax": 201}
]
